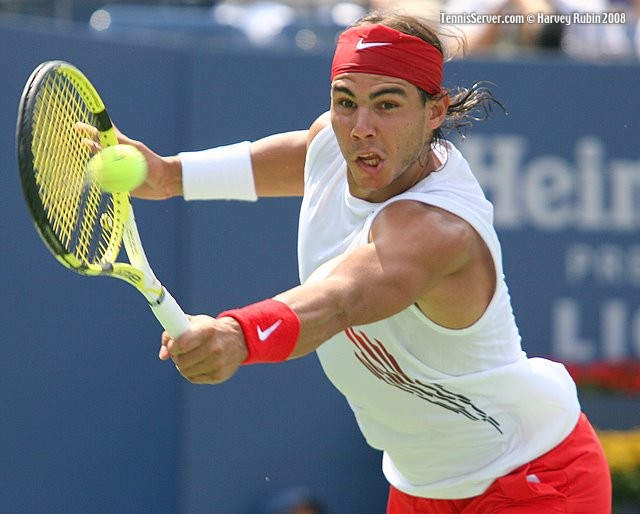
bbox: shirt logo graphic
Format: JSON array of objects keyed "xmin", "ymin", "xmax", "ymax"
[
  {"xmin": 345, "ymin": 327, "xmax": 502, "ymax": 433},
  {"xmin": 355, "ymin": 38, "xmax": 392, "ymax": 50}
]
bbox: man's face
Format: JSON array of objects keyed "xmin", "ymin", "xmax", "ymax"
[{"xmin": 330, "ymin": 72, "xmax": 444, "ymax": 203}]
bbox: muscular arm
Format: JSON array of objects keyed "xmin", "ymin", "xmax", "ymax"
[
  {"xmin": 250, "ymin": 131, "xmax": 307, "ymax": 196},
  {"xmin": 251, "ymin": 113, "xmax": 330, "ymax": 196},
  {"xmin": 276, "ymin": 200, "xmax": 485, "ymax": 357},
  {"xmin": 165, "ymin": 200, "xmax": 493, "ymax": 382},
  {"xmin": 122, "ymin": 114, "xmax": 329, "ymax": 200}
]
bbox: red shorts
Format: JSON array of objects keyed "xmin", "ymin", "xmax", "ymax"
[{"xmin": 387, "ymin": 413, "xmax": 611, "ymax": 513}]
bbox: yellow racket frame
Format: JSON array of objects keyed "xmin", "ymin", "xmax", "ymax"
[
  {"xmin": 18, "ymin": 61, "xmax": 128, "ymax": 273},
  {"xmin": 17, "ymin": 61, "xmax": 189, "ymax": 338}
]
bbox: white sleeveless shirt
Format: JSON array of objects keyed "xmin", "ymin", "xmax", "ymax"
[{"xmin": 297, "ymin": 125, "xmax": 580, "ymax": 499}]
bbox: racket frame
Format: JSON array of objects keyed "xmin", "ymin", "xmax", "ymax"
[{"xmin": 16, "ymin": 60, "xmax": 189, "ymax": 338}]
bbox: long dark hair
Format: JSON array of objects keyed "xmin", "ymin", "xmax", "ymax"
[{"xmin": 350, "ymin": 12, "xmax": 504, "ymax": 145}]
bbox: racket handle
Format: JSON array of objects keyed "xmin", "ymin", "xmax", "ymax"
[{"xmin": 150, "ymin": 287, "xmax": 190, "ymax": 339}]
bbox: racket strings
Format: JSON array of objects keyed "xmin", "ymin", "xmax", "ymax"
[
  {"xmin": 36, "ymin": 79, "xmax": 83, "ymax": 241},
  {"xmin": 31, "ymin": 71, "xmax": 119, "ymax": 266}
]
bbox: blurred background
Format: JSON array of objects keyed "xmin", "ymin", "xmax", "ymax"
[{"xmin": 1, "ymin": 0, "xmax": 639, "ymax": 513}]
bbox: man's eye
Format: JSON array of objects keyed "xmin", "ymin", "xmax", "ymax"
[
  {"xmin": 380, "ymin": 102, "xmax": 397, "ymax": 110},
  {"xmin": 339, "ymin": 99, "xmax": 355, "ymax": 108}
]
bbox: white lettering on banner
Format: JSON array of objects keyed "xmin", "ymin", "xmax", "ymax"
[
  {"xmin": 565, "ymin": 244, "xmax": 640, "ymax": 287},
  {"xmin": 461, "ymin": 134, "xmax": 640, "ymax": 360},
  {"xmin": 553, "ymin": 299, "xmax": 595, "ymax": 361},
  {"xmin": 461, "ymin": 135, "xmax": 640, "ymax": 231},
  {"xmin": 553, "ymin": 299, "xmax": 640, "ymax": 361}
]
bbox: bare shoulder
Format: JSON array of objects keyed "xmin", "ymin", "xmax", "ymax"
[
  {"xmin": 372, "ymin": 200, "xmax": 478, "ymax": 271},
  {"xmin": 307, "ymin": 112, "xmax": 331, "ymax": 148},
  {"xmin": 371, "ymin": 200, "xmax": 495, "ymax": 328}
]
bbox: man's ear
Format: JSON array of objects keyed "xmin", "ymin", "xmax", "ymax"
[{"xmin": 426, "ymin": 93, "xmax": 449, "ymax": 130}]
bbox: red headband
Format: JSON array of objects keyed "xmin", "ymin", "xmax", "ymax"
[{"xmin": 331, "ymin": 24, "xmax": 443, "ymax": 95}]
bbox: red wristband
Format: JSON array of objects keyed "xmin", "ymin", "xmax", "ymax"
[{"xmin": 218, "ymin": 299, "xmax": 300, "ymax": 365}]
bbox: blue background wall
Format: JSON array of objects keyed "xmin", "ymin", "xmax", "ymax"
[{"xmin": 1, "ymin": 12, "xmax": 639, "ymax": 514}]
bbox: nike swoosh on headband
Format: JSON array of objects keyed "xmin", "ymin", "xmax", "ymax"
[{"xmin": 356, "ymin": 38, "xmax": 392, "ymax": 50}]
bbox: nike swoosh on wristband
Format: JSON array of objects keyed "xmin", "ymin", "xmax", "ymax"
[
  {"xmin": 257, "ymin": 319, "xmax": 283, "ymax": 341},
  {"xmin": 356, "ymin": 38, "xmax": 392, "ymax": 50}
]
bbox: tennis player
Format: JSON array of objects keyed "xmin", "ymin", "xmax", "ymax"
[{"xmin": 124, "ymin": 11, "xmax": 612, "ymax": 513}]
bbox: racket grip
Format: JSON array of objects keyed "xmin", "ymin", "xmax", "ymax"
[{"xmin": 150, "ymin": 287, "xmax": 190, "ymax": 339}]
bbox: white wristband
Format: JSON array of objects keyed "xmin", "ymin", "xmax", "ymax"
[{"xmin": 180, "ymin": 141, "xmax": 257, "ymax": 201}]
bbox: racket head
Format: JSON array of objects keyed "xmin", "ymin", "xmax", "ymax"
[{"xmin": 16, "ymin": 60, "xmax": 129, "ymax": 275}]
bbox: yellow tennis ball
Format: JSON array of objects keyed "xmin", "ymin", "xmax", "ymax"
[{"xmin": 89, "ymin": 144, "xmax": 148, "ymax": 193}]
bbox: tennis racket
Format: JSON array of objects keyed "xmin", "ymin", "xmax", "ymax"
[{"xmin": 16, "ymin": 60, "xmax": 190, "ymax": 339}]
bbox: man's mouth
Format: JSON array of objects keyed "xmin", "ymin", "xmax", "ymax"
[
  {"xmin": 355, "ymin": 151, "xmax": 385, "ymax": 174},
  {"xmin": 359, "ymin": 153, "xmax": 381, "ymax": 167}
]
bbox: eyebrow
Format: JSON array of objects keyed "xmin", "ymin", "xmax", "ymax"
[{"xmin": 331, "ymin": 85, "xmax": 409, "ymax": 100}]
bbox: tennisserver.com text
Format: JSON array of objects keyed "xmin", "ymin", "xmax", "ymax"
[{"xmin": 440, "ymin": 11, "xmax": 627, "ymax": 26}]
